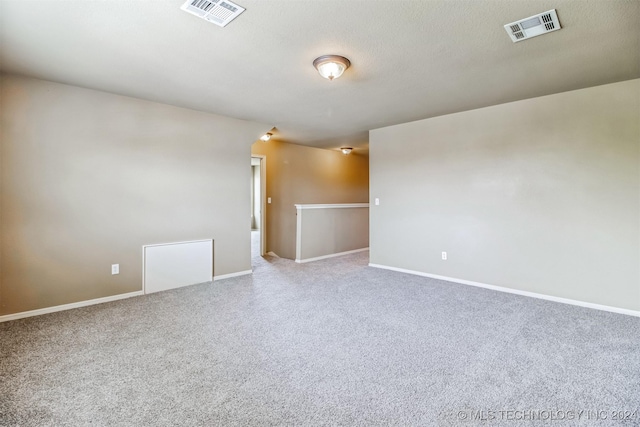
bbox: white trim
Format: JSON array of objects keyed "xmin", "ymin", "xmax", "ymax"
[
  {"xmin": 368, "ymin": 263, "xmax": 640, "ymax": 318},
  {"xmin": 296, "ymin": 247, "xmax": 369, "ymax": 264},
  {"xmin": 251, "ymin": 154, "xmax": 267, "ymax": 256},
  {"xmin": 213, "ymin": 269, "xmax": 252, "ymax": 281},
  {"xmin": 295, "ymin": 203, "xmax": 303, "ymax": 261},
  {"xmin": 294, "ymin": 203, "xmax": 369, "ymax": 210},
  {"xmin": 0, "ymin": 291, "xmax": 144, "ymax": 323},
  {"xmin": 142, "ymin": 238, "xmax": 212, "ymax": 248}
]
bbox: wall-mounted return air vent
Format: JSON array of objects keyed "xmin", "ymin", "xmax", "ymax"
[
  {"xmin": 504, "ymin": 9, "xmax": 561, "ymax": 42},
  {"xmin": 181, "ymin": 0, "xmax": 245, "ymax": 27}
]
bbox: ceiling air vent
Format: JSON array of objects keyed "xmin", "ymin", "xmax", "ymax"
[
  {"xmin": 181, "ymin": 0, "xmax": 245, "ymax": 27},
  {"xmin": 504, "ymin": 9, "xmax": 561, "ymax": 43}
]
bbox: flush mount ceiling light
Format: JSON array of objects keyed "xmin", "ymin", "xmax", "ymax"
[
  {"xmin": 260, "ymin": 132, "xmax": 272, "ymax": 142},
  {"xmin": 313, "ymin": 55, "xmax": 351, "ymax": 81},
  {"xmin": 340, "ymin": 147, "xmax": 353, "ymax": 155}
]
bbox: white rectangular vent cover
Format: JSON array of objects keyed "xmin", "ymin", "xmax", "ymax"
[
  {"xmin": 181, "ymin": 0, "xmax": 245, "ymax": 27},
  {"xmin": 504, "ymin": 9, "xmax": 561, "ymax": 42}
]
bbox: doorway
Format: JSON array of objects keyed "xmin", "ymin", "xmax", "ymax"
[{"xmin": 251, "ymin": 155, "xmax": 266, "ymax": 260}]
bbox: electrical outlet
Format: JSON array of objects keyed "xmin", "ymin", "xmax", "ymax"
[
  {"xmin": 441, "ymin": 252, "xmax": 447, "ymax": 261},
  {"xmin": 111, "ymin": 264, "xmax": 119, "ymax": 275}
]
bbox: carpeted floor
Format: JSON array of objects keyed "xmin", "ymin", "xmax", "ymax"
[{"xmin": 1, "ymin": 233, "xmax": 639, "ymax": 426}]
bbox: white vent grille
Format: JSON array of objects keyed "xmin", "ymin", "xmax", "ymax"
[
  {"xmin": 504, "ymin": 9, "xmax": 561, "ymax": 43},
  {"xmin": 181, "ymin": 0, "xmax": 245, "ymax": 27}
]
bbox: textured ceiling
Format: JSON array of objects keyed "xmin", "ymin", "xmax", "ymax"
[{"xmin": 1, "ymin": 0, "xmax": 638, "ymax": 151}]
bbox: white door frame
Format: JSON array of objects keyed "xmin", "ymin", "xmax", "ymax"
[{"xmin": 252, "ymin": 155, "xmax": 267, "ymax": 256}]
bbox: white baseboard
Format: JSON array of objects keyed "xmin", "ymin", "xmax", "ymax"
[
  {"xmin": 266, "ymin": 251, "xmax": 279, "ymax": 258},
  {"xmin": 368, "ymin": 263, "xmax": 640, "ymax": 318},
  {"xmin": 213, "ymin": 269, "xmax": 252, "ymax": 281},
  {"xmin": 296, "ymin": 247, "xmax": 369, "ymax": 264},
  {"xmin": 0, "ymin": 291, "xmax": 144, "ymax": 323},
  {"xmin": 0, "ymin": 269, "xmax": 254, "ymax": 322}
]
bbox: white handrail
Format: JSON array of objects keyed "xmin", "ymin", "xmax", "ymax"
[{"xmin": 295, "ymin": 203, "xmax": 369, "ymax": 210}]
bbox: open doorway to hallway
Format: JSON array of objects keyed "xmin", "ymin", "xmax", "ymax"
[{"xmin": 251, "ymin": 155, "xmax": 266, "ymax": 261}]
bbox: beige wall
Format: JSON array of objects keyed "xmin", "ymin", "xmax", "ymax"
[
  {"xmin": 370, "ymin": 79, "xmax": 640, "ymax": 311},
  {"xmin": 296, "ymin": 206, "xmax": 369, "ymax": 261},
  {"xmin": 251, "ymin": 141, "xmax": 369, "ymax": 259},
  {"xmin": 0, "ymin": 75, "xmax": 270, "ymax": 315}
]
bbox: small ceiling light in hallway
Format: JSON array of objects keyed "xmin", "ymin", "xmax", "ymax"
[
  {"xmin": 260, "ymin": 132, "xmax": 272, "ymax": 142},
  {"xmin": 313, "ymin": 55, "xmax": 351, "ymax": 80},
  {"xmin": 341, "ymin": 147, "xmax": 353, "ymax": 155}
]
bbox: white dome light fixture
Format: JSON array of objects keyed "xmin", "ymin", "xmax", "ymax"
[
  {"xmin": 313, "ymin": 55, "xmax": 351, "ymax": 81},
  {"xmin": 260, "ymin": 132, "xmax": 272, "ymax": 142},
  {"xmin": 340, "ymin": 147, "xmax": 353, "ymax": 155}
]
